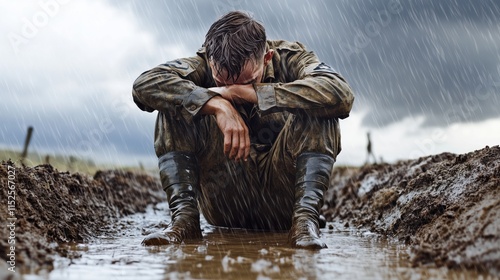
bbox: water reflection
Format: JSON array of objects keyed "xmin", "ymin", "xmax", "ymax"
[{"xmin": 35, "ymin": 203, "xmax": 496, "ymax": 280}]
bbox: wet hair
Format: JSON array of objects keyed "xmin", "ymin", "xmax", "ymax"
[{"xmin": 204, "ymin": 11, "xmax": 266, "ymax": 81}]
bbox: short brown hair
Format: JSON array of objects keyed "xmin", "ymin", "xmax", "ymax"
[{"xmin": 204, "ymin": 11, "xmax": 266, "ymax": 81}]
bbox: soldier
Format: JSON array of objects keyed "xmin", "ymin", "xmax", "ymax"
[
  {"xmin": 132, "ymin": 11, "xmax": 354, "ymax": 249},
  {"xmin": 365, "ymin": 132, "xmax": 377, "ymax": 165}
]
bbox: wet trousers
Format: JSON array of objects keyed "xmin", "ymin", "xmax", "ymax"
[{"xmin": 154, "ymin": 107, "xmax": 340, "ymax": 231}]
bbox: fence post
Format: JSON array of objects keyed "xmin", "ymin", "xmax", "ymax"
[{"xmin": 20, "ymin": 126, "xmax": 34, "ymax": 163}]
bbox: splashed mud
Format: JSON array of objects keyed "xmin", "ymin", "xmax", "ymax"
[
  {"xmin": 0, "ymin": 146, "xmax": 499, "ymax": 279},
  {"xmin": 324, "ymin": 145, "xmax": 500, "ymax": 275},
  {"xmin": 0, "ymin": 161, "xmax": 165, "ymax": 275}
]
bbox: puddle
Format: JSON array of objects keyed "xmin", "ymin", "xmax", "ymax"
[{"xmin": 22, "ymin": 203, "xmax": 497, "ymax": 280}]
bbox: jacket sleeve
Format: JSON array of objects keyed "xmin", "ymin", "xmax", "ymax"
[
  {"xmin": 254, "ymin": 43, "xmax": 354, "ymax": 119},
  {"xmin": 132, "ymin": 55, "xmax": 219, "ymax": 123}
]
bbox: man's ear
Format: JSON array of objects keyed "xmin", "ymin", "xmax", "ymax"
[{"xmin": 264, "ymin": 50, "xmax": 274, "ymax": 66}]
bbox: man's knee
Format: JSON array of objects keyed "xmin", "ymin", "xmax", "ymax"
[
  {"xmin": 285, "ymin": 114, "xmax": 341, "ymax": 158},
  {"xmin": 154, "ymin": 112, "xmax": 216, "ymax": 157}
]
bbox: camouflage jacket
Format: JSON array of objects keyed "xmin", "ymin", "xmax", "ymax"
[{"xmin": 132, "ymin": 40, "xmax": 354, "ymax": 147}]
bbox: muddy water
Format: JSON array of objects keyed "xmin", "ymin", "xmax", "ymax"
[{"xmin": 25, "ymin": 203, "xmax": 495, "ymax": 280}]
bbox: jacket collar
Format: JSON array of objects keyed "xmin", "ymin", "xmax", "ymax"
[
  {"xmin": 262, "ymin": 41, "xmax": 278, "ymax": 83},
  {"xmin": 197, "ymin": 41, "xmax": 279, "ymax": 83}
]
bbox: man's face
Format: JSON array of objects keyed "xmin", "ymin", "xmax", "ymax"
[
  {"xmin": 210, "ymin": 59, "xmax": 263, "ymax": 87},
  {"xmin": 209, "ymin": 50, "xmax": 273, "ymax": 87}
]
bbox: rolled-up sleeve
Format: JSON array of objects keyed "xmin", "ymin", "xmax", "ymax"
[
  {"xmin": 254, "ymin": 84, "xmax": 277, "ymax": 111},
  {"xmin": 132, "ymin": 55, "xmax": 219, "ymax": 123}
]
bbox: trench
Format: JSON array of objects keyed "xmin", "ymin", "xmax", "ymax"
[{"xmin": 23, "ymin": 203, "xmax": 493, "ymax": 280}]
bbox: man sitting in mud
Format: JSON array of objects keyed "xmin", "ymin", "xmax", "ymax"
[{"xmin": 132, "ymin": 11, "xmax": 354, "ymax": 249}]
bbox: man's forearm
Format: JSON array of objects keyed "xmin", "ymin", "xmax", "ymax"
[
  {"xmin": 208, "ymin": 85, "xmax": 258, "ymax": 105},
  {"xmin": 199, "ymin": 96, "xmax": 231, "ymax": 115}
]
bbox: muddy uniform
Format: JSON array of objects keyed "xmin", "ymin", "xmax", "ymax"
[{"xmin": 133, "ymin": 40, "xmax": 354, "ymax": 230}]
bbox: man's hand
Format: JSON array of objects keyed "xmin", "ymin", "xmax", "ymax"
[
  {"xmin": 208, "ymin": 84, "xmax": 258, "ymax": 104},
  {"xmin": 200, "ymin": 96, "xmax": 250, "ymax": 161}
]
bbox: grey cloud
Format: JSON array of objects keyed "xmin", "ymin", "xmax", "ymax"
[
  {"xmin": 1, "ymin": 102, "xmax": 156, "ymax": 164},
  {"xmin": 0, "ymin": 76, "xmax": 156, "ymax": 164},
  {"xmin": 3, "ymin": 0, "xmax": 499, "ymax": 165},
  {"xmin": 117, "ymin": 0, "xmax": 500, "ymax": 127}
]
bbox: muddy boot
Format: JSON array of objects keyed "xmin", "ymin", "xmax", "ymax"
[
  {"xmin": 289, "ymin": 152, "xmax": 334, "ymax": 249},
  {"xmin": 142, "ymin": 152, "xmax": 202, "ymax": 246}
]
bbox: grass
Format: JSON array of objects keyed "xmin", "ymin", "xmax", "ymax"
[
  {"xmin": 0, "ymin": 149, "xmax": 155, "ymax": 176},
  {"xmin": 1, "ymin": 148, "xmax": 360, "ymax": 177}
]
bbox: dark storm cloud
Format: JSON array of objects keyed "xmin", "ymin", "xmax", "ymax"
[
  {"xmin": 117, "ymin": 0, "xmax": 500, "ymax": 127},
  {"xmin": 0, "ymin": 84, "xmax": 156, "ymax": 163}
]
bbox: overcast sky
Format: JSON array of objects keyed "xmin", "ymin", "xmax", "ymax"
[{"xmin": 1, "ymin": 0, "xmax": 499, "ymax": 167}]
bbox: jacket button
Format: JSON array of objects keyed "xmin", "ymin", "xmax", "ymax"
[{"xmin": 189, "ymin": 105, "xmax": 197, "ymax": 111}]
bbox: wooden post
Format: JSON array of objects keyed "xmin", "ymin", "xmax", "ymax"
[
  {"xmin": 21, "ymin": 126, "xmax": 34, "ymax": 160},
  {"xmin": 68, "ymin": 155, "xmax": 77, "ymax": 171}
]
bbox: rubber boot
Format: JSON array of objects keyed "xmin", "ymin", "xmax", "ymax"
[
  {"xmin": 289, "ymin": 152, "xmax": 334, "ymax": 249},
  {"xmin": 142, "ymin": 152, "xmax": 202, "ymax": 245}
]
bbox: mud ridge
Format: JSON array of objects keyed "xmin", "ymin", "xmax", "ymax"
[
  {"xmin": 324, "ymin": 146, "xmax": 500, "ymax": 275},
  {"xmin": 0, "ymin": 161, "xmax": 165, "ymax": 273},
  {"xmin": 1, "ymin": 146, "xmax": 499, "ymax": 275}
]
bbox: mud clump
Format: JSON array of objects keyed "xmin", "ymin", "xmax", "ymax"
[
  {"xmin": 0, "ymin": 161, "xmax": 165, "ymax": 273},
  {"xmin": 1, "ymin": 146, "xmax": 499, "ymax": 275},
  {"xmin": 323, "ymin": 146, "xmax": 500, "ymax": 275}
]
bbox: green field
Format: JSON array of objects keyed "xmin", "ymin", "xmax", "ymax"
[{"xmin": 0, "ymin": 148, "xmax": 154, "ymax": 175}]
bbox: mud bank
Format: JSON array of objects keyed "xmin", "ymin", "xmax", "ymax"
[
  {"xmin": 1, "ymin": 146, "xmax": 499, "ymax": 276},
  {"xmin": 324, "ymin": 146, "xmax": 500, "ymax": 274},
  {"xmin": 0, "ymin": 161, "xmax": 165, "ymax": 273}
]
